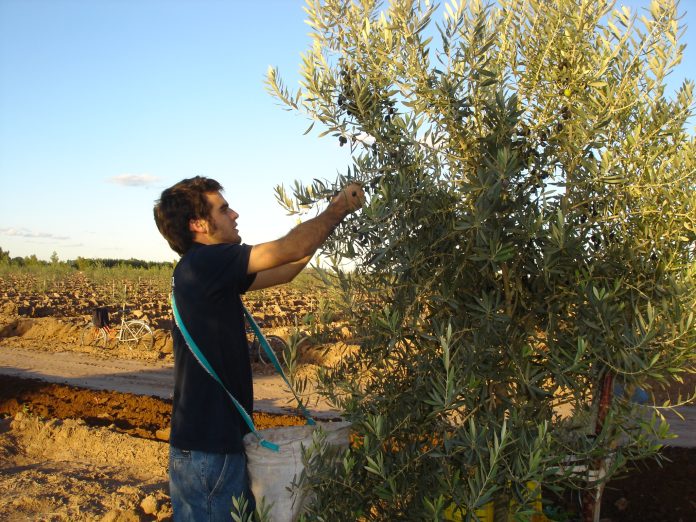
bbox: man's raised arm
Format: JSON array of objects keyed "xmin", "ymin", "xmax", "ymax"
[{"xmin": 246, "ymin": 184, "xmax": 364, "ymax": 289}]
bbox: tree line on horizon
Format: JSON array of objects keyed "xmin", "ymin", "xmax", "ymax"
[{"xmin": 0, "ymin": 246, "xmax": 175, "ymax": 271}]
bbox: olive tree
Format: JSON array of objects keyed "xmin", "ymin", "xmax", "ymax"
[{"xmin": 267, "ymin": 0, "xmax": 695, "ymax": 519}]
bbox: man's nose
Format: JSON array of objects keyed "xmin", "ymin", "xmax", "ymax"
[{"xmin": 229, "ymin": 209, "xmax": 239, "ymax": 219}]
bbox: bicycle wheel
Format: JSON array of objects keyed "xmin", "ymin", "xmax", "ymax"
[
  {"xmin": 247, "ymin": 335, "xmax": 260, "ymax": 363},
  {"xmin": 81, "ymin": 325, "xmax": 107, "ymax": 348},
  {"xmin": 120, "ymin": 320, "xmax": 155, "ymax": 351},
  {"xmin": 257, "ymin": 335, "xmax": 288, "ymax": 365}
]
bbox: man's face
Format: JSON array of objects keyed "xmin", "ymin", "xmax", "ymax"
[{"xmin": 201, "ymin": 191, "xmax": 241, "ymax": 245}]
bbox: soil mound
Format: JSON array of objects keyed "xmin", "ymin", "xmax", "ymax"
[
  {"xmin": 1, "ymin": 413, "xmax": 172, "ymax": 521},
  {"xmin": 0, "ymin": 376, "xmax": 311, "ymax": 521}
]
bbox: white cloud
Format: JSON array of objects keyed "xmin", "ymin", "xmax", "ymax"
[
  {"xmin": 108, "ymin": 173, "xmax": 161, "ymax": 187},
  {"xmin": 0, "ymin": 227, "xmax": 70, "ymax": 240}
]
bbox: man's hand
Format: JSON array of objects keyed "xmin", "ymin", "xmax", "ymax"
[{"xmin": 328, "ymin": 183, "xmax": 365, "ymax": 218}]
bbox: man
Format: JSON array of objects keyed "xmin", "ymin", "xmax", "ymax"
[{"xmin": 153, "ymin": 176, "xmax": 364, "ymax": 520}]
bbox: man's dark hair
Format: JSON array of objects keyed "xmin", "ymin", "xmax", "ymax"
[{"xmin": 153, "ymin": 176, "xmax": 223, "ymax": 255}]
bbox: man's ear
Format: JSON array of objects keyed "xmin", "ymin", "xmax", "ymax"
[{"xmin": 189, "ymin": 218, "xmax": 208, "ymax": 234}]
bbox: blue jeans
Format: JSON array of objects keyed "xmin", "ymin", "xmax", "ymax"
[{"xmin": 169, "ymin": 446, "xmax": 255, "ymax": 521}]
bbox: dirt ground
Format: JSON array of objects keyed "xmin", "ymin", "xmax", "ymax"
[
  {"xmin": 0, "ymin": 375, "xmax": 309, "ymax": 521},
  {"xmin": 0, "ymin": 372, "xmax": 312, "ymax": 521},
  {"xmin": 1, "ymin": 274, "xmax": 695, "ymax": 521},
  {"xmin": 0, "ymin": 276, "xmax": 347, "ymax": 521}
]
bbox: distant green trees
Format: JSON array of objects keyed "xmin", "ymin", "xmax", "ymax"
[
  {"xmin": 71, "ymin": 257, "xmax": 174, "ymax": 271},
  {"xmin": 269, "ymin": 0, "xmax": 695, "ymax": 519},
  {"xmin": 0, "ymin": 251, "xmax": 43, "ymax": 267},
  {"xmin": 0, "ymin": 247, "xmax": 174, "ymax": 272}
]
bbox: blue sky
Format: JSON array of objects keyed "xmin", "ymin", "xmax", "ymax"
[{"xmin": 1, "ymin": 0, "xmax": 694, "ymax": 262}]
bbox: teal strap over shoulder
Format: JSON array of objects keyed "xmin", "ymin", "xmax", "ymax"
[
  {"xmin": 171, "ymin": 294, "xmax": 282, "ymax": 452},
  {"xmin": 243, "ymin": 307, "xmax": 316, "ymax": 427}
]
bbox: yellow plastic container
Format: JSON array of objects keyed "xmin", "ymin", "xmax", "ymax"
[{"xmin": 444, "ymin": 482, "xmax": 548, "ymax": 522}]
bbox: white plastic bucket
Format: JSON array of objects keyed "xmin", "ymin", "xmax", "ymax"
[{"xmin": 243, "ymin": 421, "xmax": 351, "ymax": 522}]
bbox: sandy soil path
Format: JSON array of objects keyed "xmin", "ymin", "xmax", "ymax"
[
  {"xmin": 0, "ymin": 344, "xmax": 339, "ymax": 418},
  {"xmin": 0, "ymin": 346, "xmax": 174, "ymax": 397}
]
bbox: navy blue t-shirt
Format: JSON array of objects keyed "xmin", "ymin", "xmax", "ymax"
[{"xmin": 170, "ymin": 242, "xmax": 257, "ymax": 454}]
